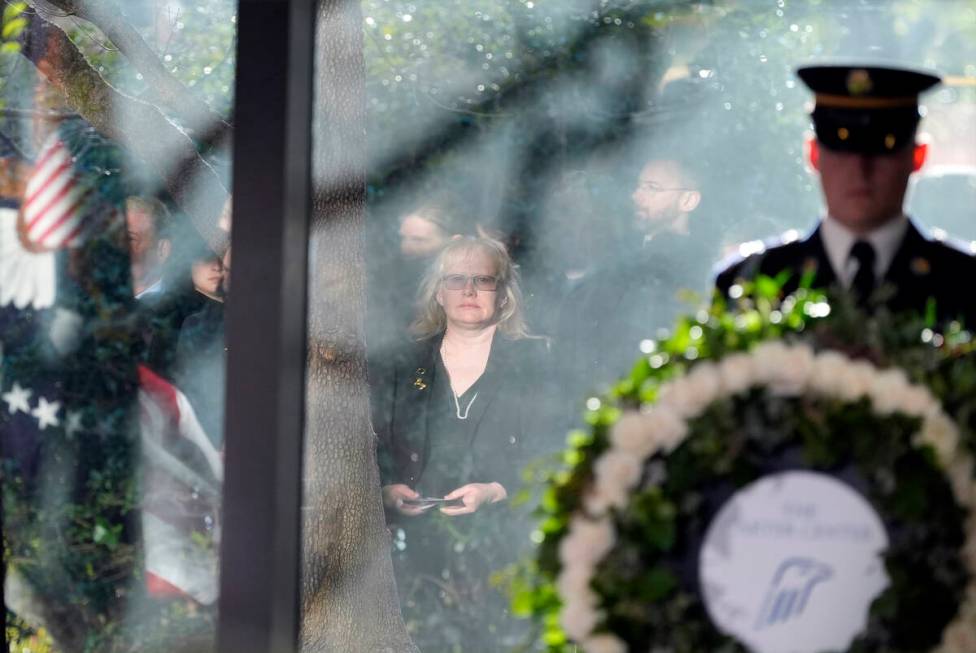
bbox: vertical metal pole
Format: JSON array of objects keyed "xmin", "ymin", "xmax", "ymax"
[{"xmin": 217, "ymin": 0, "xmax": 314, "ymax": 651}]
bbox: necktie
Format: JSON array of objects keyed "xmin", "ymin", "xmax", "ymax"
[{"xmin": 849, "ymin": 240, "xmax": 876, "ymax": 306}]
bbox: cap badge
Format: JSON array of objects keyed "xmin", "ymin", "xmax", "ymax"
[{"xmin": 846, "ymin": 69, "xmax": 873, "ymax": 96}]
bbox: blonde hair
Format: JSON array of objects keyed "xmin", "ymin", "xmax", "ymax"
[{"xmin": 410, "ymin": 235, "xmax": 530, "ymax": 340}]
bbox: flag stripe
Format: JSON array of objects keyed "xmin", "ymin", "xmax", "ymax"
[
  {"xmin": 26, "ymin": 173, "xmax": 78, "ymax": 231},
  {"xmin": 26, "ymin": 186, "xmax": 87, "ymax": 243},
  {"xmin": 23, "ymin": 139, "xmax": 66, "ymax": 198},
  {"xmin": 35, "ymin": 192, "xmax": 89, "ymax": 245},
  {"xmin": 24, "ymin": 158, "xmax": 72, "ymax": 208},
  {"xmin": 60, "ymin": 220, "xmax": 87, "ymax": 248}
]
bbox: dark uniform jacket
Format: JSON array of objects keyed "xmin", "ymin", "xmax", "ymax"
[
  {"xmin": 370, "ymin": 335, "xmax": 557, "ymax": 494},
  {"xmin": 714, "ymin": 219, "xmax": 976, "ymax": 326}
]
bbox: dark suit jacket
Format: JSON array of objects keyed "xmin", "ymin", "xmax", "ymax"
[
  {"xmin": 551, "ymin": 230, "xmax": 715, "ymax": 404},
  {"xmin": 371, "ymin": 335, "xmax": 556, "ymax": 494},
  {"xmin": 715, "ymin": 220, "xmax": 976, "ymax": 326}
]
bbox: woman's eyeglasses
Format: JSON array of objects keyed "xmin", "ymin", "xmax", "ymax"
[{"xmin": 441, "ymin": 274, "xmax": 499, "ymax": 291}]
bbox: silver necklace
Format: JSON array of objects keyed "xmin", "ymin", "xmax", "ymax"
[{"xmin": 453, "ymin": 391, "xmax": 478, "ymax": 420}]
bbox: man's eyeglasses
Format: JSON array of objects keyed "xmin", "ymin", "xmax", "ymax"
[
  {"xmin": 441, "ymin": 274, "xmax": 499, "ymax": 291},
  {"xmin": 636, "ymin": 181, "xmax": 693, "ymax": 193}
]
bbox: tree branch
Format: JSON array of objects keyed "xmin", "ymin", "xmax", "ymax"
[
  {"xmin": 65, "ymin": 0, "xmax": 232, "ymax": 150},
  {"xmin": 21, "ymin": 6, "xmax": 229, "ymax": 255}
]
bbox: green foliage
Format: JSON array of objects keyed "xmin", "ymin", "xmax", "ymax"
[
  {"xmin": 517, "ymin": 277, "xmax": 976, "ymax": 651},
  {"xmin": 7, "ymin": 611, "xmax": 55, "ymax": 653},
  {"xmin": 0, "ymin": 1, "xmax": 27, "ymax": 110}
]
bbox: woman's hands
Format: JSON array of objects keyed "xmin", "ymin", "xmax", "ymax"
[
  {"xmin": 440, "ymin": 482, "xmax": 507, "ymax": 516},
  {"xmin": 382, "ymin": 483, "xmax": 428, "ymax": 517},
  {"xmin": 382, "ymin": 482, "xmax": 508, "ymax": 516}
]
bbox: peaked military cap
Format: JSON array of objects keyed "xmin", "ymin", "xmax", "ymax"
[{"xmin": 797, "ymin": 64, "xmax": 941, "ymax": 154}]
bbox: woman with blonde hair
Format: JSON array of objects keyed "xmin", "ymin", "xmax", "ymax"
[{"xmin": 371, "ymin": 234, "xmax": 554, "ymax": 649}]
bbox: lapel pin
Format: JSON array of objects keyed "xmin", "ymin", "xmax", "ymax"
[{"xmin": 413, "ymin": 368, "xmax": 427, "ymax": 391}]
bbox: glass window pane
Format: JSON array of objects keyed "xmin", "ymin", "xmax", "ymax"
[
  {"xmin": 303, "ymin": 1, "xmax": 976, "ymax": 650},
  {"xmin": 1, "ymin": 2, "xmax": 236, "ymax": 650}
]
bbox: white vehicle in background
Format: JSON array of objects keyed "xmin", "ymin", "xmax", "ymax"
[{"xmin": 908, "ymin": 165, "xmax": 976, "ymax": 247}]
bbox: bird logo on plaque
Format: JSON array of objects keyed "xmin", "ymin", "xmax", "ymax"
[
  {"xmin": 699, "ymin": 471, "xmax": 888, "ymax": 653},
  {"xmin": 754, "ymin": 558, "xmax": 833, "ymax": 630}
]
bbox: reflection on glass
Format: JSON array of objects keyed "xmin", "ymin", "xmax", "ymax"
[
  {"xmin": 1, "ymin": 1, "xmax": 235, "ymax": 650},
  {"xmin": 299, "ymin": 0, "xmax": 976, "ymax": 650}
]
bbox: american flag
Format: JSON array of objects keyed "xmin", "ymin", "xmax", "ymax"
[
  {"xmin": 138, "ymin": 364, "xmax": 223, "ymax": 605},
  {"xmin": 20, "ymin": 133, "xmax": 93, "ymax": 251}
]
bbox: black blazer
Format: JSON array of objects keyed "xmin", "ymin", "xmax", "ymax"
[
  {"xmin": 715, "ymin": 220, "xmax": 976, "ymax": 326},
  {"xmin": 370, "ymin": 335, "xmax": 555, "ymax": 494}
]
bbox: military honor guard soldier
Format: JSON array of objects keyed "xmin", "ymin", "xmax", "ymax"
[{"xmin": 715, "ymin": 64, "xmax": 976, "ymax": 327}]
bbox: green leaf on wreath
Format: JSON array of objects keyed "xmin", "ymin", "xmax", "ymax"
[{"xmin": 643, "ymin": 568, "xmax": 677, "ymax": 601}]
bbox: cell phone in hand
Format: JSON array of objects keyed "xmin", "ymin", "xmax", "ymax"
[{"xmin": 401, "ymin": 497, "xmax": 464, "ymax": 509}]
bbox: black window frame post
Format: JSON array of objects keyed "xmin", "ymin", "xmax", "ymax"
[{"xmin": 217, "ymin": 1, "xmax": 316, "ymax": 652}]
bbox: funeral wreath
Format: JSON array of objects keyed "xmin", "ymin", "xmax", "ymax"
[{"xmin": 519, "ymin": 284, "xmax": 976, "ymax": 653}]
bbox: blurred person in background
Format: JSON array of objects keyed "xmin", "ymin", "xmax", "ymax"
[
  {"xmin": 172, "ymin": 256, "xmax": 226, "ymax": 448},
  {"xmin": 144, "ymin": 232, "xmax": 224, "ymax": 380},
  {"xmin": 523, "ymin": 168, "xmax": 623, "ymax": 339},
  {"xmin": 716, "ymin": 64, "xmax": 976, "ymax": 326},
  {"xmin": 368, "ymin": 193, "xmax": 463, "ymax": 379},
  {"xmin": 372, "ymin": 235, "xmax": 556, "ymax": 650},
  {"xmin": 126, "ymin": 196, "xmax": 172, "ymax": 300},
  {"xmin": 398, "ymin": 202, "xmax": 454, "ymax": 258},
  {"xmin": 552, "ymin": 148, "xmax": 716, "ymax": 407}
]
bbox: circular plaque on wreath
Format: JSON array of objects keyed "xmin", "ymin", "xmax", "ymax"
[
  {"xmin": 699, "ymin": 471, "xmax": 889, "ymax": 653},
  {"xmin": 533, "ymin": 341, "xmax": 976, "ymax": 653}
]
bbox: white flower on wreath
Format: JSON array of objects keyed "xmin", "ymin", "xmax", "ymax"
[
  {"xmin": 777, "ymin": 341, "xmax": 815, "ymax": 395},
  {"xmin": 899, "ymin": 384, "xmax": 939, "ymax": 418},
  {"xmin": 869, "ymin": 368, "xmax": 913, "ymax": 415},
  {"xmin": 559, "ymin": 517, "xmax": 616, "ymax": 568},
  {"xmin": 834, "ymin": 359, "xmax": 877, "ymax": 403},
  {"xmin": 582, "ymin": 633, "xmax": 627, "ymax": 653},
  {"xmin": 658, "ymin": 362, "xmax": 721, "ymax": 418},
  {"xmin": 557, "ymin": 563, "xmax": 595, "ymax": 601},
  {"xmin": 611, "ymin": 411, "xmax": 656, "ymax": 458},
  {"xmin": 940, "ymin": 619, "xmax": 976, "ymax": 653},
  {"xmin": 718, "ymin": 352, "xmax": 757, "ymax": 396},
  {"xmin": 751, "ymin": 341, "xmax": 790, "ymax": 385},
  {"xmin": 646, "ymin": 404, "xmax": 689, "ymax": 454},
  {"xmin": 808, "ymin": 350, "xmax": 850, "ymax": 397},
  {"xmin": 560, "ymin": 598, "xmax": 600, "ymax": 642},
  {"xmin": 594, "ymin": 451, "xmax": 642, "ymax": 495},
  {"xmin": 584, "ymin": 483, "xmax": 624, "ymax": 515},
  {"xmin": 753, "ymin": 340, "xmax": 814, "ymax": 395},
  {"xmin": 919, "ymin": 411, "xmax": 960, "ymax": 466},
  {"xmin": 949, "ymin": 458, "xmax": 976, "ymax": 511}
]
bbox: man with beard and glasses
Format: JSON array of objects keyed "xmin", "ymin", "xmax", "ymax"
[{"xmin": 552, "ymin": 151, "xmax": 716, "ymax": 406}]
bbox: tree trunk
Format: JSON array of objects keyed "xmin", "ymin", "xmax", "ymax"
[{"xmin": 300, "ymin": 1, "xmax": 416, "ymax": 651}]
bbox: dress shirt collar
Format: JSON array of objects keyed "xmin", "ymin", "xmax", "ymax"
[
  {"xmin": 820, "ymin": 214, "xmax": 909, "ymax": 287},
  {"xmin": 135, "ymin": 278, "xmax": 165, "ymax": 300}
]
